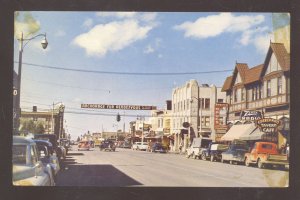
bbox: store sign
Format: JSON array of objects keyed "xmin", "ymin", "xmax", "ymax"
[
  {"xmin": 214, "ymin": 103, "xmax": 228, "ymax": 130},
  {"xmin": 256, "ymin": 118, "xmax": 281, "ymax": 133},
  {"xmin": 81, "ymin": 104, "xmax": 157, "ymax": 110},
  {"xmin": 240, "ymin": 110, "xmax": 262, "ymax": 121}
]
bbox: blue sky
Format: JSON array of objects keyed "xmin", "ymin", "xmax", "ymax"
[{"xmin": 14, "ymin": 12, "xmax": 275, "ymax": 139}]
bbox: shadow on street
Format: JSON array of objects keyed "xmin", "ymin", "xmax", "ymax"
[
  {"xmin": 67, "ymin": 152, "xmax": 85, "ymax": 156},
  {"xmin": 56, "ymin": 164, "xmax": 143, "ymax": 186}
]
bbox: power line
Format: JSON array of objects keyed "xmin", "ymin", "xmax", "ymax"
[{"xmin": 15, "ymin": 61, "xmax": 232, "ymax": 76}]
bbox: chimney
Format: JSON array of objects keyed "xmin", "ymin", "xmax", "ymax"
[{"xmin": 33, "ymin": 106, "xmax": 37, "ymax": 112}]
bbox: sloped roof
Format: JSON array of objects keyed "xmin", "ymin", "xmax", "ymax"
[
  {"xmin": 244, "ymin": 64, "xmax": 264, "ymax": 84},
  {"xmin": 270, "ymin": 43, "xmax": 290, "ymax": 71},
  {"xmin": 235, "ymin": 63, "xmax": 249, "ymax": 82},
  {"xmin": 221, "ymin": 76, "xmax": 233, "ymax": 92}
]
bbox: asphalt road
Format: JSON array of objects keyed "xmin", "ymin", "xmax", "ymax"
[{"xmin": 56, "ymin": 146, "xmax": 289, "ymax": 187}]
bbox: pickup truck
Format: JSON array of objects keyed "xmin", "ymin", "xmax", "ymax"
[
  {"xmin": 186, "ymin": 137, "xmax": 212, "ymax": 159},
  {"xmin": 244, "ymin": 141, "xmax": 289, "ymax": 169}
]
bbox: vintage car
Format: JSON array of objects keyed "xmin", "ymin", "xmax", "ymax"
[
  {"xmin": 99, "ymin": 140, "xmax": 116, "ymax": 151},
  {"xmin": 59, "ymin": 138, "xmax": 71, "ymax": 154},
  {"xmin": 186, "ymin": 137, "xmax": 212, "ymax": 159},
  {"xmin": 132, "ymin": 142, "xmax": 148, "ymax": 151},
  {"xmin": 221, "ymin": 141, "xmax": 250, "ymax": 164},
  {"xmin": 33, "ymin": 134, "xmax": 66, "ymax": 161},
  {"xmin": 201, "ymin": 143, "xmax": 229, "ymax": 162},
  {"xmin": 150, "ymin": 142, "xmax": 168, "ymax": 153},
  {"xmin": 34, "ymin": 140, "xmax": 60, "ymax": 177},
  {"xmin": 12, "ymin": 136, "xmax": 55, "ymax": 186},
  {"xmin": 244, "ymin": 142, "xmax": 289, "ymax": 169},
  {"xmin": 77, "ymin": 141, "xmax": 90, "ymax": 151}
]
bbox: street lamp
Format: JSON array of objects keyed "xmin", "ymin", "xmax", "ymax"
[{"xmin": 15, "ymin": 32, "xmax": 48, "ymax": 135}]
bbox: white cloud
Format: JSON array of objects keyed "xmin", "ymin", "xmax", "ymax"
[
  {"xmin": 253, "ymin": 33, "xmax": 274, "ymax": 54},
  {"xmin": 144, "ymin": 45, "xmax": 154, "ymax": 54},
  {"xmin": 55, "ymin": 29, "xmax": 66, "ymax": 37},
  {"xmin": 174, "ymin": 13, "xmax": 269, "ymax": 54},
  {"xmin": 82, "ymin": 18, "xmax": 93, "ymax": 29},
  {"xmin": 72, "ymin": 20, "xmax": 153, "ymax": 57},
  {"xmin": 158, "ymin": 54, "xmax": 163, "ymax": 58},
  {"xmin": 141, "ymin": 13, "xmax": 157, "ymax": 22},
  {"xmin": 96, "ymin": 12, "xmax": 137, "ymax": 18}
]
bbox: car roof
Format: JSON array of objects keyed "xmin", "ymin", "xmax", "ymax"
[
  {"xmin": 13, "ymin": 136, "xmax": 35, "ymax": 145},
  {"xmin": 33, "ymin": 139, "xmax": 53, "ymax": 146}
]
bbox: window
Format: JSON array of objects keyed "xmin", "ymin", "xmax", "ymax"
[
  {"xmin": 217, "ymin": 99, "xmax": 223, "ymax": 103},
  {"xmin": 278, "ymin": 77, "xmax": 282, "ymax": 94},
  {"xmin": 184, "ymin": 100, "xmax": 186, "ymax": 110},
  {"xmin": 201, "ymin": 116, "xmax": 210, "ymax": 127},
  {"xmin": 173, "ymin": 104, "xmax": 176, "ymax": 112},
  {"xmin": 205, "ymin": 98, "xmax": 210, "ymax": 109},
  {"xmin": 234, "ymin": 89, "xmax": 237, "ymax": 102},
  {"xmin": 241, "ymin": 88, "xmax": 245, "ymax": 101},
  {"xmin": 260, "ymin": 83, "xmax": 264, "ymax": 98},
  {"xmin": 267, "ymin": 80, "xmax": 271, "ymax": 97},
  {"xmin": 262, "ymin": 144, "xmax": 273, "ymax": 150},
  {"xmin": 187, "ymin": 100, "xmax": 189, "ymax": 110},
  {"xmin": 258, "ymin": 85, "xmax": 262, "ymax": 99}
]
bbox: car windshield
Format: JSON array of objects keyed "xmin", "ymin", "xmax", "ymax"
[
  {"xmin": 12, "ymin": 145, "xmax": 27, "ymax": 165},
  {"xmin": 231, "ymin": 145, "xmax": 248, "ymax": 151}
]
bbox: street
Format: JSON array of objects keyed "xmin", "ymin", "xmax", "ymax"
[{"xmin": 56, "ymin": 146, "xmax": 289, "ymax": 187}]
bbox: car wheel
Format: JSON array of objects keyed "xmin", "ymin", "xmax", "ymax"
[
  {"xmin": 201, "ymin": 153, "xmax": 206, "ymax": 161},
  {"xmin": 229, "ymin": 160, "xmax": 234, "ymax": 165},
  {"xmin": 210, "ymin": 156, "xmax": 214, "ymax": 162},
  {"xmin": 193, "ymin": 153, "xmax": 197, "ymax": 159},
  {"xmin": 245, "ymin": 157, "xmax": 250, "ymax": 167},
  {"xmin": 257, "ymin": 159, "xmax": 264, "ymax": 169}
]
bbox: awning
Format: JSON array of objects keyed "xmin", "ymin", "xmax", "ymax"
[
  {"xmin": 239, "ymin": 127, "xmax": 265, "ymax": 140},
  {"xmin": 220, "ymin": 123, "xmax": 256, "ymax": 141}
]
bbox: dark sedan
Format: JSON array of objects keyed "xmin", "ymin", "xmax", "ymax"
[{"xmin": 150, "ymin": 142, "xmax": 168, "ymax": 153}]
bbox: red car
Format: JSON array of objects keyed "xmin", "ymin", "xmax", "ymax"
[{"xmin": 77, "ymin": 141, "xmax": 90, "ymax": 151}]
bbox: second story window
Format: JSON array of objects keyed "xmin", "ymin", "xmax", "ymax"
[
  {"xmin": 234, "ymin": 89, "xmax": 237, "ymax": 102},
  {"xmin": 267, "ymin": 80, "xmax": 271, "ymax": 97},
  {"xmin": 217, "ymin": 99, "xmax": 223, "ymax": 103},
  {"xmin": 278, "ymin": 77, "xmax": 282, "ymax": 94},
  {"xmin": 205, "ymin": 98, "xmax": 210, "ymax": 109},
  {"xmin": 241, "ymin": 88, "xmax": 245, "ymax": 101}
]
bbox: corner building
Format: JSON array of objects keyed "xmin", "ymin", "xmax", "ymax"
[{"xmin": 222, "ymin": 42, "xmax": 290, "ymax": 146}]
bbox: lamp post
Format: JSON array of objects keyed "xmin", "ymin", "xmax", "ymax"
[{"xmin": 15, "ymin": 32, "xmax": 48, "ymax": 135}]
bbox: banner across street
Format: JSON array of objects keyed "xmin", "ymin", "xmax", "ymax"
[{"xmin": 81, "ymin": 104, "xmax": 157, "ymax": 110}]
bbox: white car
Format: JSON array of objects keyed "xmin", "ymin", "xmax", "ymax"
[
  {"xmin": 132, "ymin": 142, "xmax": 148, "ymax": 151},
  {"xmin": 13, "ymin": 136, "xmax": 55, "ymax": 186}
]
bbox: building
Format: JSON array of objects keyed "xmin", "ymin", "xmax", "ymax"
[
  {"xmin": 20, "ymin": 105, "xmax": 65, "ymax": 139},
  {"xmin": 171, "ymin": 80, "xmax": 226, "ymax": 152},
  {"xmin": 221, "ymin": 42, "xmax": 290, "ymax": 147}
]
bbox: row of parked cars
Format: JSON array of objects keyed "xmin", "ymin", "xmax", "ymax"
[
  {"xmin": 132, "ymin": 142, "xmax": 168, "ymax": 153},
  {"xmin": 12, "ymin": 135, "xmax": 71, "ymax": 186},
  {"xmin": 186, "ymin": 137, "xmax": 289, "ymax": 170}
]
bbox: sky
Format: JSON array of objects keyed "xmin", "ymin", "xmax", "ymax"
[{"xmin": 14, "ymin": 12, "xmax": 277, "ymax": 139}]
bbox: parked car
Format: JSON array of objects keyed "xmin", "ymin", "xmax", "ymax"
[
  {"xmin": 77, "ymin": 141, "xmax": 90, "ymax": 151},
  {"xmin": 12, "ymin": 136, "xmax": 55, "ymax": 186},
  {"xmin": 244, "ymin": 141, "xmax": 289, "ymax": 169},
  {"xmin": 121, "ymin": 141, "xmax": 132, "ymax": 149},
  {"xmin": 99, "ymin": 140, "xmax": 116, "ymax": 151},
  {"xmin": 34, "ymin": 140, "xmax": 60, "ymax": 177},
  {"xmin": 132, "ymin": 142, "xmax": 148, "ymax": 151},
  {"xmin": 150, "ymin": 142, "xmax": 168, "ymax": 153},
  {"xmin": 221, "ymin": 140, "xmax": 250, "ymax": 164},
  {"xmin": 201, "ymin": 143, "xmax": 229, "ymax": 162},
  {"xmin": 33, "ymin": 134, "xmax": 66, "ymax": 161},
  {"xmin": 59, "ymin": 138, "xmax": 71, "ymax": 154},
  {"xmin": 186, "ymin": 137, "xmax": 212, "ymax": 159}
]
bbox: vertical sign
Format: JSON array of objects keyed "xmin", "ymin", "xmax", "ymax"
[{"xmin": 214, "ymin": 103, "xmax": 228, "ymax": 130}]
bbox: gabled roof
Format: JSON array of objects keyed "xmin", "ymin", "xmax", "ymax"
[
  {"xmin": 244, "ymin": 64, "xmax": 264, "ymax": 84},
  {"xmin": 270, "ymin": 43, "xmax": 290, "ymax": 71},
  {"xmin": 221, "ymin": 76, "xmax": 233, "ymax": 92},
  {"xmin": 234, "ymin": 63, "xmax": 249, "ymax": 83}
]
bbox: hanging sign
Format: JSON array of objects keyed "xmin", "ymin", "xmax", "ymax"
[
  {"xmin": 240, "ymin": 110, "xmax": 262, "ymax": 121},
  {"xmin": 256, "ymin": 118, "xmax": 281, "ymax": 133}
]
